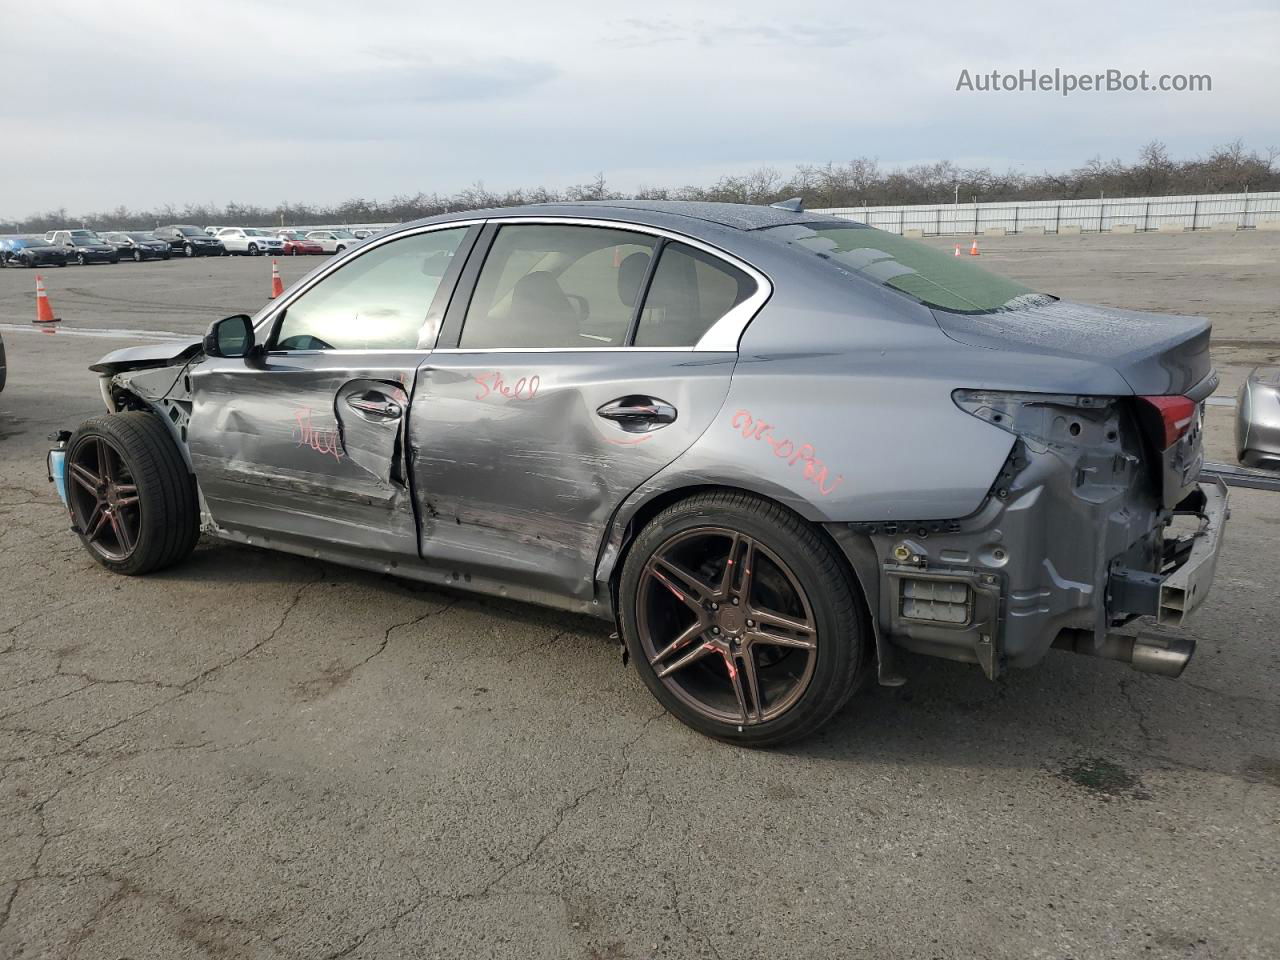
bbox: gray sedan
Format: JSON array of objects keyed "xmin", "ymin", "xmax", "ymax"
[{"xmin": 48, "ymin": 201, "xmax": 1228, "ymax": 745}]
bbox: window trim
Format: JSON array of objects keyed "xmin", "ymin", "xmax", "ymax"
[
  {"xmin": 438, "ymin": 216, "xmax": 770, "ymax": 353},
  {"xmin": 250, "ymin": 215, "xmax": 772, "ymax": 355},
  {"xmin": 255, "ymin": 221, "xmax": 484, "ymax": 353},
  {"xmin": 623, "ymin": 237, "xmax": 666, "ymax": 346}
]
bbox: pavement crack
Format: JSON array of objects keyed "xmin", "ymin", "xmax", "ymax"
[
  {"xmin": 1119, "ymin": 677, "xmax": 1157, "ymax": 753},
  {"xmin": 363, "ymin": 597, "xmax": 460, "ymax": 670},
  {"xmin": 182, "ymin": 567, "xmax": 327, "ymax": 692},
  {"xmin": 0, "ymin": 680, "xmax": 95, "ymax": 722},
  {"xmin": 476, "ymin": 706, "xmax": 666, "ymax": 898},
  {"xmin": 8, "ymin": 570, "xmax": 327, "ymax": 764},
  {"xmin": 664, "ymin": 868, "xmax": 723, "ymax": 960}
]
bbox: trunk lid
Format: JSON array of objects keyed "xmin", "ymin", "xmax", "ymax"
[{"xmin": 932, "ymin": 300, "xmax": 1212, "ymax": 397}]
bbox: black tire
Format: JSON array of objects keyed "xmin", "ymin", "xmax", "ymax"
[
  {"xmin": 65, "ymin": 412, "xmax": 200, "ymax": 576},
  {"xmin": 247, "ymin": 243, "xmax": 259, "ymax": 256},
  {"xmin": 335, "ymin": 245, "xmax": 346, "ymax": 253},
  {"xmin": 619, "ymin": 490, "xmax": 868, "ymax": 747},
  {"xmin": 132, "ymin": 249, "xmax": 143, "ymax": 262},
  {"xmin": 76, "ymin": 253, "xmax": 86, "ymax": 266},
  {"xmin": 184, "ymin": 243, "xmax": 195, "ymax": 257},
  {"xmin": 109, "ymin": 256, "xmax": 119, "ymax": 264}
]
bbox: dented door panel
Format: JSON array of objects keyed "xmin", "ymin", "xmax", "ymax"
[
  {"xmin": 409, "ymin": 350, "xmax": 736, "ymax": 601},
  {"xmin": 187, "ymin": 352, "xmax": 422, "ymax": 556}
]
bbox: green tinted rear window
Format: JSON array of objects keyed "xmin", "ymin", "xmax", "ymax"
[{"xmin": 765, "ymin": 222, "xmax": 1053, "ymax": 313}]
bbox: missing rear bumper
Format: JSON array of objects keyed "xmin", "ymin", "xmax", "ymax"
[{"xmin": 1156, "ymin": 476, "xmax": 1229, "ymax": 626}]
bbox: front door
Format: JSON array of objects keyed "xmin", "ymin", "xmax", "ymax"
[
  {"xmin": 187, "ymin": 224, "xmax": 476, "ymax": 558},
  {"xmin": 408, "ymin": 220, "xmax": 764, "ymax": 605}
]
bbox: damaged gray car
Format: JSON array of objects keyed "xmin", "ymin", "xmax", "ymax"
[{"xmin": 49, "ymin": 201, "xmax": 1228, "ymax": 745}]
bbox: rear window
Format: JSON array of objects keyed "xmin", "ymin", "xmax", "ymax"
[
  {"xmin": 634, "ymin": 242, "xmax": 754, "ymax": 347},
  {"xmin": 764, "ymin": 222, "xmax": 1053, "ymax": 314}
]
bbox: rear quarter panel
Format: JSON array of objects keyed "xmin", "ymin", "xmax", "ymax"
[
  {"xmin": 641, "ymin": 345, "xmax": 1016, "ymax": 524},
  {"xmin": 632, "ymin": 237, "xmax": 1140, "ymax": 527}
]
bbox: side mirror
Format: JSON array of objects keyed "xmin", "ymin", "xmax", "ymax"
[{"xmin": 204, "ymin": 314, "xmax": 255, "ymax": 359}]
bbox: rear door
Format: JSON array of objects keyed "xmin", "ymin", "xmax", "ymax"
[
  {"xmin": 187, "ymin": 224, "xmax": 477, "ymax": 558},
  {"xmin": 408, "ymin": 218, "xmax": 768, "ymax": 605}
]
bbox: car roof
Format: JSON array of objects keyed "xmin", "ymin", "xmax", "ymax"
[{"xmin": 400, "ymin": 200, "xmax": 841, "ymax": 235}]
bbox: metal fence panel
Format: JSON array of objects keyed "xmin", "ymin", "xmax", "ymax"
[{"xmin": 813, "ymin": 191, "xmax": 1280, "ymax": 235}]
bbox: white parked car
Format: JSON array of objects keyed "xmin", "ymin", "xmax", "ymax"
[
  {"xmin": 215, "ymin": 227, "xmax": 285, "ymax": 256},
  {"xmin": 304, "ymin": 229, "xmax": 358, "ymax": 254}
]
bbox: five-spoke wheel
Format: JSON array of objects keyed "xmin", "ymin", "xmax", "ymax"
[
  {"xmin": 65, "ymin": 413, "xmax": 200, "ymax": 575},
  {"xmin": 67, "ymin": 436, "xmax": 141, "ymax": 563},
  {"xmin": 621, "ymin": 491, "xmax": 867, "ymax": 746},
  {"xmin": 638, "ymin": 528, "xmax": 818, "ymax": 726}
]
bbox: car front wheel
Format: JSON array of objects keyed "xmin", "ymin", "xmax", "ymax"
[
  {"xmin": 184, "ymin": 244, "xmax": 195, "ymax": 257},
  {"xmin": 132, "ymin": 249, "xmax": 143, "ymax": 262},
  {"xmin": 64, "ymin": 413, "xmax": 200, "ymax": 576},
  {"xmin": 76, "ymin": 253, "xmax": 86, "ymax": 266},
  {"xmin": 620, "ymin": 491, "xmax": 868, "ymax": 747}
]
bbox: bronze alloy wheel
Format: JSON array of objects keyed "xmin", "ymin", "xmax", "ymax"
[
  {"xmin": 637, "ymin": 527, "xmax": 818, "ymax": 726},
  {"xmin": 67, "ymin": 435, "xmax": 142, "ymax": 562}
]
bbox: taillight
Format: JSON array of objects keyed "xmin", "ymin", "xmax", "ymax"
[{"xmin": 1140, "ymin": 396, "xmax": 1196, "ymax": 449}]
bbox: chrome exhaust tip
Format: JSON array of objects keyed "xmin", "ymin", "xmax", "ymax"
[
  {"xmin": 1052, "ymin": 629, "xmax": 1195, "ymax": 678},
  {"xmin": 1129, "ymin": 633, "xmax": 1196, "ymax": 678}
]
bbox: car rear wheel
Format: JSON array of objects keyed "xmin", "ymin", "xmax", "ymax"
[
  {"xmin": 620, "ymin": 491, "xmax": 868, "ymax": 747},
  {"xmin": 247, "ymin": 244, "xmax": 259, "ymax": 256},
  {"xmin": 64, "ymin": 413, "xmax": 200, "ymax": 576}
]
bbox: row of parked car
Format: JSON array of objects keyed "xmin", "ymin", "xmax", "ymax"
[{"xmin": 0, "ymin": 225, "xmax": 383, "ymax": 267}]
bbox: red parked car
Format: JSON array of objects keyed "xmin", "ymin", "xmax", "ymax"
[{"xmin": 281, "ymin": 236, "xmax": 324, "ymax": 256}]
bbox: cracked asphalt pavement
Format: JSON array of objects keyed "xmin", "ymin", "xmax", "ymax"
[{"xmin": 1, "ymin": 238, "xmax": 1278, "ymax": 959}]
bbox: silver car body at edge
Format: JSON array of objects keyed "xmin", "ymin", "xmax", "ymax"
[{"xmin": 83, "ymin": 201, "xmax": 1228, "ymax": 687}]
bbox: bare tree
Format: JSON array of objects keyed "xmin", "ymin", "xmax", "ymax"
[{"xmin": 8, "ymin": 141, "xmax": 1278, "ymax": 234}]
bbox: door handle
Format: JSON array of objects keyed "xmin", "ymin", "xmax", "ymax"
[
  {"xmin": 596, "ymin": 396, "xmax": 677, "ymax": 433},
  {"xmin": 346, "ymin": 393, "xmax": 402, "ymax": 420}
]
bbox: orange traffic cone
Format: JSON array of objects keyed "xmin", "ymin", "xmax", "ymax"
[
  {"xmin": 969, "ymin": 240, "xmax": 980, "ymax": 256},
  {"xmin": 270, "ymin": 259, "xmax": 284, "ymax": 299},
  {"xmin": 33, "ymin": 275, "xmax": 60, "ymax": 324},
  {"xmin": 953, "ymin": 244, "xmax": 961, "ymax": 257}
]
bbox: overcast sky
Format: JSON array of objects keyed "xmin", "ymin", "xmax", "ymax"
[{"xmin": 2, "ymin": 0, "xmax": 1277, "ymax": 216}]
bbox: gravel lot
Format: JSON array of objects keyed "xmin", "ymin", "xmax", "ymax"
[{"xmin": 1, "ymin": 234, "xmax": 1277, "ymax": 959}]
